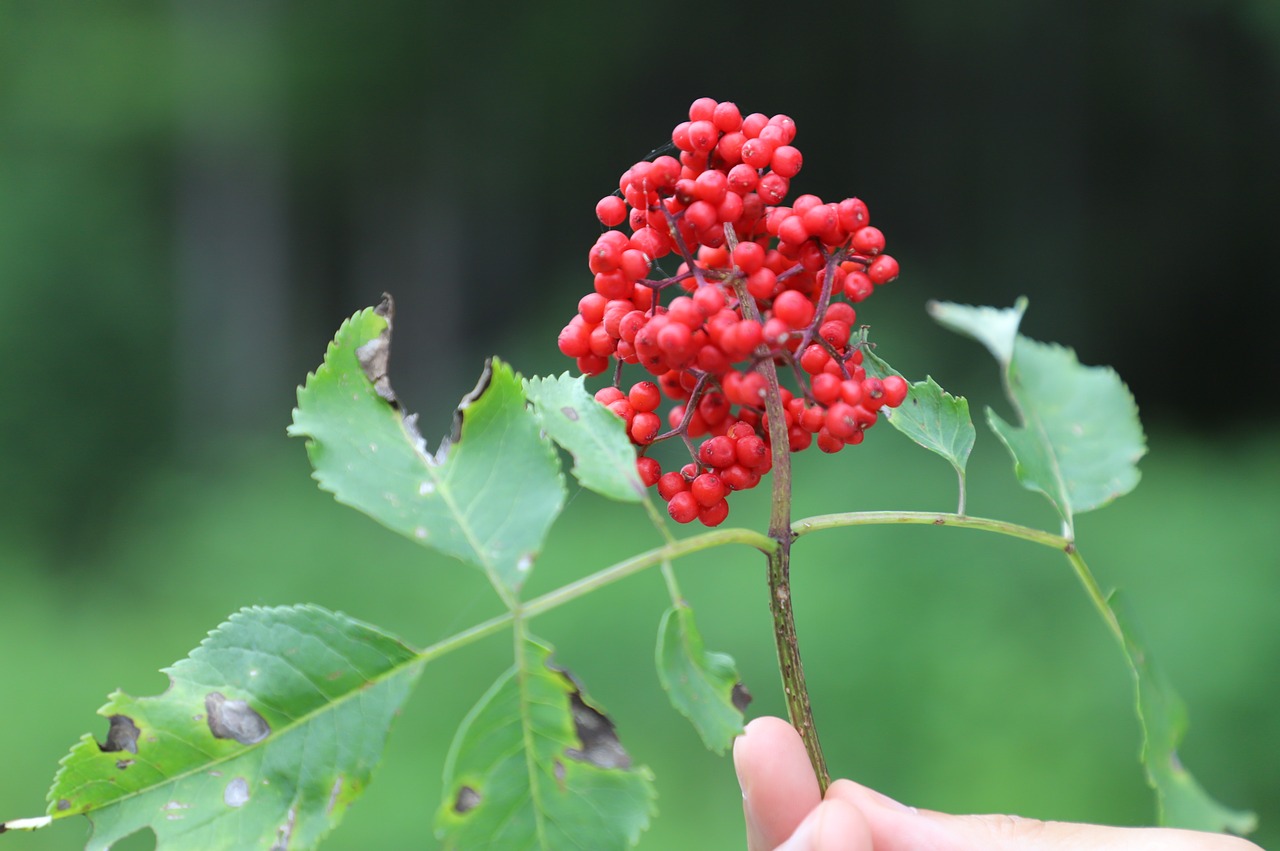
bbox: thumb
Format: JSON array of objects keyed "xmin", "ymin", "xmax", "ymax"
[{"xmin": 826, "ymin": 780, "xmax": 1262, "ymax": 851}]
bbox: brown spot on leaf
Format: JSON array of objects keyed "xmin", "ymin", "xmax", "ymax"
[
  {"xmin": 56, "ymin": 800, "xmax": 71, "ymax": 812},
  {"xmin": 549, "ymin": 664, "xmax": 632, "ymax": 770},
  {"xmin": 356, "ymin": 294, "xmax": 398, "ymax": 405},
  {"xmin": 448, "ymin": 359, "xmax": 494, "ymax": 446},
  {"xmin": 271, "ymin": 808, "xmax": 297, "ymax": 851},
  {"xmin": 205, "ymin": 692, "xmax": 270, "ymax": 745},
  {"xmin": 325, "ymin": 776, "xmax": 343, "ymax": 815},
  {"xmin": 224, "ymin": 777, "xmax": 250, "ymax": 808},
  {"xmin": 453, "ymin": 785, "xmax": 481, "ymax": 814},
  {"xmin": 115, "ymin": 759, "xmax": 135, "ymax": 770},
  {"xmin": 732, "ymin": 682, "xmax": 753, "ymax": 712},
  {"xmin": 561, "ymin": 405, "xmax": 579, "ymax": 421},
  {"xmin": 100, "ymin": 715, "xmax": 140, "ymax": 754}
]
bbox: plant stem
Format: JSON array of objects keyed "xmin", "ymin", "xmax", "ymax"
[
  {"xmin": 728, "ymin": 266, "xmax": 830, "ymax": 793},
  {"xmin": 416, "ymin": 527, "xmax": 776, "ymax": 665},
  {"xmin": 791, "ymin": 510, "xmax": 1071, "ymax": 550}
]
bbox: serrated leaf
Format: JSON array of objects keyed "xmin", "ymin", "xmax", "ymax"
[
  {"xmin": 1110, "ymin": 595, "xmax": 1257, "ymax": 834},
  {"xmin": 927, "ymin": 297, "xmax": 1027, "ymax": 366},
  {"xmin": 524, "ymin": 373, "xmax": 644, "ymax": 503},
  {"xmin": 863, "ymin": 349, "xmax": 975, "ymax": 489},
  {"xmin": 436, "ymin": 635, "xmax": 656, "ymax": 850},
  {"xmin": 45, "ymin": 605, "xmax": 423, "ymax": 850},
  {"xmin": 656, "ymin": 604, "xmax": 748, "ymax": 754},
  {"xmin": 986, "ymin": 337, "xmax": 1146, "ymax": 534},
  {"xmin": 288, "ymin": 299, "xmax": 566, "ymax": 595}
]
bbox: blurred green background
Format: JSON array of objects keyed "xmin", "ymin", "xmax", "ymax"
[{"xmin": 2, "ymin": 2, "xmax": 1278, "ymax": 849}]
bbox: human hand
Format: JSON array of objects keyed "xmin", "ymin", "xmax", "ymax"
[{"xmin": 734, "ymin": 716, "xmax": 1260, "ymax": 851}]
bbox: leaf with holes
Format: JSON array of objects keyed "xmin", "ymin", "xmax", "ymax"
[
  {"xmin": 524, "ymin": 372, "xmax": 644, "ymax": 503},
  {"xmin": 435, "ymin": 634, "xmax": 656, "ymax": 850},
  {"xmin": 656, "ymin": 603, "xmax": 749, "ymax": 754},
  {"xmin": 41, "ymin": 605, "xmax": 422, "ymax": 850},
  {"xmin": 288, "ymin": 297, "xmax": 565, "ymax": 595}
]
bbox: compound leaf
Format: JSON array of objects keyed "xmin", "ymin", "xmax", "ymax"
[
  {"xmin": 288, "ymin": 298, "xmax": 565, "ymax": 596},
  {"xmin": 656, "ymin": 604, "xmax": 748, "ymax": 754},
  {"xmin": 1111, "ymin": 595, "xmax": 1257, "ymax": 834},
  {"xmin": 436, "ymin": 634, "xmax": 656, "ymax": 850},
  {"xmin": 43, "ymin": 605, "xmax": 423, "ymax": 850},
  {"xmin": 863, "ymin": 350, "xmax": 975, "ymax": 506},
  {"xmin": 524, "ymin": 372, "xmax": 644, "ymax": 503}
]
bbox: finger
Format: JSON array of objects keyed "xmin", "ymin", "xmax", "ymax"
[
  {"xmin": 776, "ymin": 798, "xmax": 874, "ymax": 851},
  {"xmin": 735, "ymin": 717, "xmax": 821, "ymax": 851},
  {"xmin": 826, "ymin": 779, "xmax": 1262, "ymax": 851}
]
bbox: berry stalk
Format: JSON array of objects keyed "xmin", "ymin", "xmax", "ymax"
[{"xmin": 730, "ymin": 270, "xmax": 831, "ymax": 792}]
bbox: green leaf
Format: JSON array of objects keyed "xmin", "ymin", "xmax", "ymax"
[
  {"xmin": 863, "ymin": 350, "xmax": 975, "ymax": 497},
  {"xmin": 926, "ymin": 297, "xmax": 1027, "ymax": 367},
  {"xmin": 931, "ymin": 300, "xmax": 1146, "ymax": 535},
  {"xmin": 524, "ymin": 372, "xmax": 644, "ymax": 503},
  {"xmin": 1111, "ymin": 596, "xmax": 1257, "ymax": 834},
  {"xmin": 45, "ymin": 605, "xmax": 423, "ymax": 850},
  {"xmin": 436, "ymin": 634, "xmax": 656, "ymax": 850},
  {"xmin": 288, "ymin": 298, "xmax": 566, "ymax": 595},
  {"xmin": 655, "ymin": 604, "xmax": 748, "ymax": 754},
  {"xmin": 986, "ymin": 337, "xmax": 1146, "ymax": 534}
]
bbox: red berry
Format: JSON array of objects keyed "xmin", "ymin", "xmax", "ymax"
[
  {"xmin": 657, "ymin": 471, "xmax": 689, "ymax": 502},
  {"xmin": 667, "ymin": 491, "xmax": 699, "ymax": 524},
  {"xmin": 811, "ymin": 372, "xmax": 842, "ymax": 406},
  {"xmin": 595, "ymin": 386, "xmax": 625, "ymax": 405},
  {"xmin": 690, "ymin": 473, "xmax": 727, "ymax": 506},
  {"xmin": 799, "ymin": 344, "xmax": 830, "ymax": 375},
  {"xmin": 558, "ymin": 320, "xmax": 592, "ymax": 358},
  {"xmin": 740, "ymin": 137, "xmax": 775, "ymax": 169},
  {"xmin": 842, "ymin": 270, "xmax": 874, "ymax": 302},
  {"xmin": 698, "ymin": 435, "xmax": 736, "ymax": 468},
  {"xmin": 851, "ymin": 226, "xmax": 886, "ymax": 256},
  {"xmin": 882, "ymin": 374, "xmax": 909, "ymax": 408},
  {"xmin": 719, "ymin": 463, "xmax": 759, "ymax": 491},
  {"xmin": 628, "ymin": 381, "xmax": 661, "ymax": 413},
  {"xmin": 698, "ymin": 498, "xmax": 730, "ymax": 527},
  {"xmin": 837, "ymin": 197, "xmax": 870, "ymax": 231},
  {"xmin": 736, "ymin": 435, "xmax": 768, "ymax": 467},
  {"xmin": 772, "ymin": 290, "xmax": 815, "ymax": 330},
  {"xmin": 636, "ymin": 456, "xmax": 661, "ymax": 487},
  {"xmin": 687, "ymin": 120, "xmax": 718, "ymax": 153},
  {"xmin": 630, "ymin": 411, "xmax": 661, "ymax": 444},
  {"xmin": 816, "ymin": 428, "xmax": 844, "ymax": 453},
  {"xmin": 596, "ymin": 195, "xmax": 627, "ymax": 227},
  {"xmin": 861, "ymin": 377, "xmax": 886, "ymax": 410},
  {"xmin": 712, "ymin": 101, "xmax": 742, "ymax": 132},
  {"xmin": 771, "ymin": 145, "xmax": 803, "ymax": 178},
  {"xmin": 577, "ymin": 354, "xmax": 609, "ymax": 376},
  {"xmin": 867, "ymin": 254, "xmax": 900, "ymax": 285},
  {"xmin": 688, "ymin": 97, "xmax": 718, "ymax": 122}
]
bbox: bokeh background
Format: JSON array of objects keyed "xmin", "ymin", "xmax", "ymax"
[{"xmin": 2, "ymin": 2, "xmax": 1278, "ymax": 849}]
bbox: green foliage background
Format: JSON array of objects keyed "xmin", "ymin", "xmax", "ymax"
[
  {"xmin": 2, "ymin": 422, "xmax": 1276, "ymax": 849},
  {"xmin": 2, "ymin": 2, "xmax": 1278, "ymax": 848}
]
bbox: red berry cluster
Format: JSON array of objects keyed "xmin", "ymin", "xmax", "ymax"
[{"xmin": 558, "ymin": 97, "xmax": 907, "ymax": 526}]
